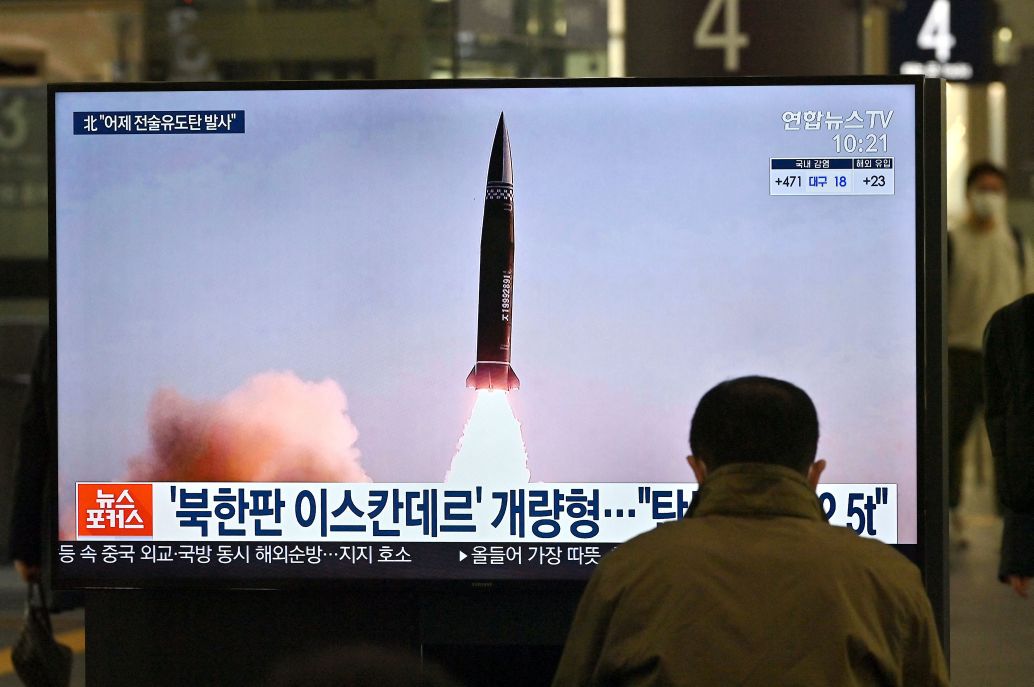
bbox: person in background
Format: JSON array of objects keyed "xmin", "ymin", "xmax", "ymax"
[
  {"xmin": 8, "ymin": 331, "xmax": 52, "ymax": 589},
  {"xmin": 551, "ymin": 376, "xmax": 948, "ymax": 686},
  {"xmin": 947, "ymin": 162, "xmax": 1034, "ymax": 545},
  {"xmin": 983, "ymin": 293, "xmax": 1034, "ymax": 598}
]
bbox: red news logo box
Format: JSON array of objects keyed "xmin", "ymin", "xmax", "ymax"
[{"xmin": 77, "ymin": 483, "xmax": 153, "ymax": 537}]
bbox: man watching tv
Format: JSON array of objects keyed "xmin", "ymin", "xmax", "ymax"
[{"xmin": 552, "ymin": 376, "xmax": 948, "ymax": 686}]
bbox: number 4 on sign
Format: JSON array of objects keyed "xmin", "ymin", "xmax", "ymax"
[
  {"xmin": 694, "ymin": 0, "xmax": 750, "ymax": 72},
  {"xmin": 917, "ymin": 0, "xmax": 956, "ymax": 63}
]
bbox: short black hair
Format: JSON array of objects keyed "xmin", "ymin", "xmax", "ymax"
[
  {"xmin": 966, "ymin": 161, "xmax": 1007, "ymax": 190},
  {"xmin": 689, "ymin": 376, "xmax": 819, "ymax": 474}
]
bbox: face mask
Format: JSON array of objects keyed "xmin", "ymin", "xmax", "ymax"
[{"xmin": 970, "ymin": 191, "xmax": 1006, "ymax": 221}]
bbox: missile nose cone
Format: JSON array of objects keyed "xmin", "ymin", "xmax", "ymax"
[{"xmin": 487, "ymin": 112, "xmax": 513, "ymax": 185}]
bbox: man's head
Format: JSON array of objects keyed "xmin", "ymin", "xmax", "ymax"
[
  {"xmin": 688, "ymin": 376, "xmax": 822, "ymax": 484},
  {"xmin": 966, "ymin": 162, "xmax": 1007, "ymax": 225}
]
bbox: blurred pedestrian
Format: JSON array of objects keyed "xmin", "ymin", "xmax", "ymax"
[
  {"xmin": 8, "ymin": 330, "xmax": 52, "ymax": 590},
  {"xmin": 983, "ymin": 294, "xmax": 1034, "ymax": 597},
  {"xmin": 947, "ymin": 162, "xmax": 1034, "ymax": 545}
]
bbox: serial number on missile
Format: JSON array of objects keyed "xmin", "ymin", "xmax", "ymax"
[{"xmin": 501, "ymin": 272, "xmax": 512, "ymax": 321}]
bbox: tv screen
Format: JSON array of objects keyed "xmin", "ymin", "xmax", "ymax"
[{"xmin": 50, "ymin": 78, "xmax": 938, "ymax": 587}]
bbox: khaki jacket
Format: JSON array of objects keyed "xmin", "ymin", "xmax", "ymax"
[{"xmin": 552, "ymin": 464, "xmax": 949, "ymax": 686}]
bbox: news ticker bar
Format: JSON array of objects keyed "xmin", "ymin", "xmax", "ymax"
[
  {"xmin": 57, "ymin": 541, "xmax": 615, "ymax": 581},
  {"xmin": 75, "ymin": 482, "xmax": 898, "ymax": 545},
  {"xmin": 769, "ymin": 157, "xmax": 895, "ymax": 196}
]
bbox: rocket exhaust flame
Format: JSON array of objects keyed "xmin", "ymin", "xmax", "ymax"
[{"xmin": 445, "ymin": 390, "xmax": 530, "ymax": 484}]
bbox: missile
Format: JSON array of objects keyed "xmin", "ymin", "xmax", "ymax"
[{"xmin": 466, "ymin": 113, "xmax": 520, "ymax": 391}]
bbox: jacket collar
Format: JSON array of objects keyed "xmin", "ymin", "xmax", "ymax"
[{"xmin": 691, "ymin": 463, "xmax": 826, "ymax": 522}]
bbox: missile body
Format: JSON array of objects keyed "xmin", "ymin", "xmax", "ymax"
[{"xmin": 466, "ymin": 114, "xmax": 520, "ymax": 391}]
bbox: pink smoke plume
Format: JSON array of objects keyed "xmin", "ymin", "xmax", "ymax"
[{"xmin": 128, "ymin": 372, "xmax": 370, "ymax": 483}]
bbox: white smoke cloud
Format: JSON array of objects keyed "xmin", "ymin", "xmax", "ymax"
[{"xmin": 128, "ymin": 371, "xmax": 370, "ymax": 483}]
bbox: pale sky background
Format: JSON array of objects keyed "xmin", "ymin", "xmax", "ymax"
[{"xmin": 55, "ymin": 84, "xmax": 919, "ymax": 541}]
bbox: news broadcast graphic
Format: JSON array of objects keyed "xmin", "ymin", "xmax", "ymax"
[{"xmin": 53, "ymin": 81, "xmax": 921, "ymax": 584}]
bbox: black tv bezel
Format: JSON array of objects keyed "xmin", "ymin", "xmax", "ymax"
[{"xmin": 47, "ymin": 75, "xmax": 945, "ymax": 630}]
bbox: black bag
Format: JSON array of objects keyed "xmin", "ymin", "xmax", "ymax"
[{"xmin": 11, "ymin": 581, "xmax": 73, "ymax": 687}]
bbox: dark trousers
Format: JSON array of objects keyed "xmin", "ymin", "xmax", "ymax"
[{"xmin": 948, "ymin": 348, "xmax": 985, "ymax": 509}]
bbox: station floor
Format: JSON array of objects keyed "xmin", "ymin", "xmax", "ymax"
[
  {"xmin": 947, "ymin": 461, "xmax": 1034, "ymax": 685},
  {"xmin": 0, "ymin": 467, "xmax": 1031, "ymax": 686}
]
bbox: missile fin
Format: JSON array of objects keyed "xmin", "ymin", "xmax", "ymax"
[{"xmin": 466, "ymin": 363, "xmax": 520, "ymax": 391}]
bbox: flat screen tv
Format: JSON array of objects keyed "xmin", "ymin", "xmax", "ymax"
[{"xmin": 49, "ymin": 77, "xmax": 945, "ymax": 601}]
